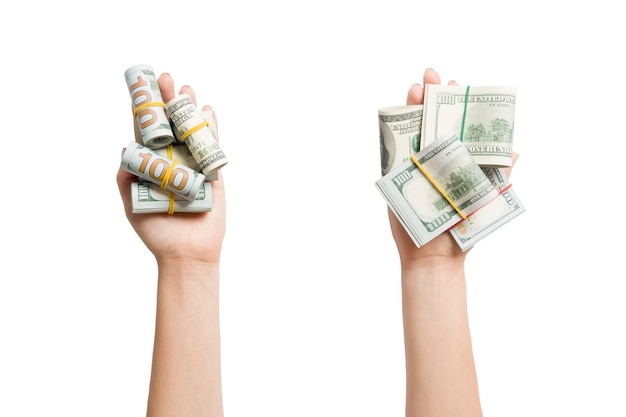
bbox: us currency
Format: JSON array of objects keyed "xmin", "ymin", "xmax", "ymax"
[
  {"xmin": 421, "ymin": 84, "xmax": 516, "ymax": 167},
  {"xmin": 450, "ymin": 167, "xmax": 526, "ymax": 251},
  {"xmin": 151, "ymin": 109, "xmax": 219, "ymax": 181},
  {"xmin": 131, "ymin": 181, "xmax": 212, "ymax": 213},
  {"xmin": 125, "ymin": 64, "xmax": 175, "ymax": 149},
  {"xmin": 153, "ymin": 144, "xmax": 219, "ymax": 181},
  {"xmin": 376, "ymin": 132, "xmax": 500, "ymax": 247},
  {"xmin": 166, "ymin": 94, "xmax": 228, "ymax": 176},
  {"xmin": 378, "ymin": 105, "xmax": 422, "ymax": 176},
  {"xmin": 121, "ymin": 141, "xmax": 206, "ymax": 201}
]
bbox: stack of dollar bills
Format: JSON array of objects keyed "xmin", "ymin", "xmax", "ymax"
[
  {"xmin": 376, "ymin": 85, "xmax": 526, "ymax": 250},
  {"xmin": 121, "ymin": 64, "xmax": 226, "ymax": 214}
]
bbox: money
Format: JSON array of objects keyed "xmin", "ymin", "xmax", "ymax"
[
  {"xmin": 124, "ymin": 64, "xmax": 175, "ymax": 149},
  {"xmin": 121, "ymin": 141, "xmax": 206, "ymax": 201},
  {"xmin": 421, "ymin": 84, "xmax": 517, "ymax": 167},
  {"xmin": 166, "ymin": 94, "xmax": 228, "ymax": 176},
  {"xmin": 152, "ymin": 144, "xmax": 218, "ymax": 181},
  {"xmin": 131, "ymin": 181, "xmax": 213, "ymax": 214},
  {"xmin": 378, "ymin": 105, "xmax": 423, "ymax": 176},
  {"xmin": 450, "ymin": 167, "xmax": 526, "ymax": 251},
  {"xmin": 376, "ymin": 132, "xmax": 500, "ymax": 247}
]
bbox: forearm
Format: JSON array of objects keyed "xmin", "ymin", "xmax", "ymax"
[
  {"xmin": 147, "ymin": 260, "xmax": 223, "ymax": 417},
  {"xmin": 401, "ymin": 258, "xmax": 482, "ymax": 417}
]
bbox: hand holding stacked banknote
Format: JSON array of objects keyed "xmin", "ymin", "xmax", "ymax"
[
  {"xmin": 120, "ymin": 64, "xmax": 227, "ymax": 214},
  {"xmin": 377, "ymin": 69, "xmax": 525, "ymax": 252}
]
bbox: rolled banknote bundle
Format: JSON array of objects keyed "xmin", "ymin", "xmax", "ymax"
[
  {"xmin": 378, "ymin": 105, "xmax": 423, "ymax": 176},
  {"xmin": 131, "ymin": 181, "xmax": 213, "ymax": 214},
  {"xmin": 125, "ymin": 64, "xmax": 174, "ymax": 149},
  {"xmin": 376, "ymin": 132, "xmax": 500, "ymax": 247},
  {"xmin": 121, "ymin": 141, "xmax": 206, "ymax": 201},
  {"xmin": 166, "ymin": 94, "xmax": 228, "ymax": 176},
  {"xmin": 421, "ymin": 84, "xmax": 517, "ymax": 167},
  {"xmin": 152, "ymin": 144, "xmax": 218, "ymax": 181}
]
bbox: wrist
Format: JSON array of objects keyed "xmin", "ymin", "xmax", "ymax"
[
  {"xmin": 401, "ymin": 256, "xmax": 467, "ymax": 292},
  {"xmin": 156, "ymin": 257, "xmax": 220, "ymax": 286}
]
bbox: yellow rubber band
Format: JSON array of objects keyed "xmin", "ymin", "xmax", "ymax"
[
  {"xmin": 180, "ymin": 121, "xmax": 209, "ymax": 142},
  {"xmin": 133, "ymin": 101, "xmax": 165, "ymax": 117},
  {"xmin": 166, "ymin": 145, "xmax": 176, "ymax": 215},
  {"xmin": 161, "ymin": 158, "xmax": 179, "ymax": 190},
  {"xmin": 410, "ymin": 154, "xmax": 467, "ymax": 219}
]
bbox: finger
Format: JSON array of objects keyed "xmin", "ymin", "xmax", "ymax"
[
  {"xmin": 423, "ymin": 68, "xmax": 441, "ymax": 85},
  {"xmin": 448, "ymin": 79, "xmax": 459, "ymax": 86},
  {"xmin": 116, "ymin": 158, "xmax": 137, "ymax": 216},
  {"xmin": 179, "ymin": 85, "xmax": 197, "ymax": 105},
  {"xmin": 406, "ymin": 83, "xmax": 424, "ymax": 105},
  {"xmin": 158, "ymin": 73, "xmax": 176, "ymax": 103},
  {"xmin": 503, "ymin": 152, "xmax": 519, "ymax": 178},
  {"xmin": 202, "ymin": 104, "xmax": 219, "ymax": 140}
]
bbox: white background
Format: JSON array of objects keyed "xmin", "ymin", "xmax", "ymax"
[{"xmin": 1, "ymin": 1, "xmax": 625, "ymax": 416}]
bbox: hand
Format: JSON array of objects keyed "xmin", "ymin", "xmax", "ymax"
[
  {"xmin": 117, "ymin": 73, "xmax": 225, "ymax": 267},
  {"xmin": 388, "ymin": 68, "xmax": 518, "ymax": 267}
]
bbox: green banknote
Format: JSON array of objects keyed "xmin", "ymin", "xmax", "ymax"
[
  {"xmin": 376, "ymin": 132, "xmax": 500, "ymax": 247},
  {"xmin": 378, "ymin": 105, "xmax": 423, "ymax": 176},
  {"xmin": 421, "ymin": 84, "xmax": 517, "ymax": 167},
  {"xmin": 131, "ymin": 181, "xmax": 213, "ymax": 214},
  {"xmin": 450, "ymin": 167, "xmax": 526, "ymax": 251}
]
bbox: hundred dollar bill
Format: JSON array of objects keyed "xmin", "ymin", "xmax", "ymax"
[
  {"xmin": 125, "ymin": 64, "xmax": 175, "ymax": 149},
  {"xmin": 450, "ymin": 167, "xmax": 525, "ymax": 251},
  {"xmin": 421, "ymin": 84, "xmax": 516, "ymax": 167},
  {"xmin": 131, "ymin": 181, "xmax": 213, "ymax": 214},
  {"xmin": 121, "ymin": 141, "xmax": 206, "ymax": 201},
  {"xmin": 376, "ymin": 132, "xmax": 500, "ymax": 247},
  {"xmin": 378, "ymin": 105, "xmax": 422, "ymax": 176},
  {"xmin": 166, "ymin": 94, "xmax": 228, "ymax": 176},
  {"xmin": 153, "ymin": 144, "xmax": 218, "ymax": 181}
]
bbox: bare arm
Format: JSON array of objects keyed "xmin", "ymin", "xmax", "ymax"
[
  {"xmin": 400, "ymin": 257, "xmax": 481, "ymax": 417},
  {"xmin": 146, "ymin": 260, "xmax": 223, "ymax": 417}
]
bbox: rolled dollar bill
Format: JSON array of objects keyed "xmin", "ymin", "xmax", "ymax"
[
  {"xmin": 152, "ymin": 144, "xmax": 218, "ymax": 181},
  {"xmin": 168, "ymin": 108, "xmax": 219, "ymax": 147},
  {"xmin": 421, "ymin": 84, "xmax": 517, "ymax": 167},
  {"xmin": 121, "ymin": 141, "xmax": 205, "ymax": 201},
  {"xmin": 131, "ymin": 181, "xmax": 212, "ymax": 214},
  {"xmin": 378, "ymin": 105, "xmax": 423, "ymax": 176},
  {"xmin": 125, "ymin": 64, "xmax": 175, "ymax": 149},
  {"xmin": 166, "ymin": 94, "xmax": 228, "ymax": 176}
]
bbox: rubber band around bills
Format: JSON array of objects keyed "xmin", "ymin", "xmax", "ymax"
[
  {"xmin": 166, "ymin": 145, "xmax": 176, "ymax": 214},
  {"xmin": 410, "ymin": 154, "xmax": 467, "ymax": 220},
  {"xmin": 444, "ymin": 182, "xmax": 515, "ymax": 232},
  {"xmin": 133, "ymin": 101, "xmax": 166, "ymax": 117},
  {"xmin": 180, "ymin": 121, "xmax": 209, "ymax": 142}
]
